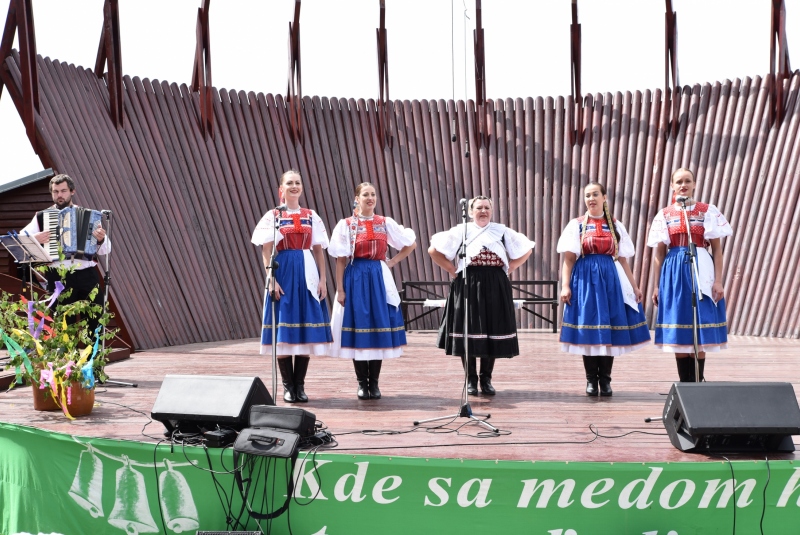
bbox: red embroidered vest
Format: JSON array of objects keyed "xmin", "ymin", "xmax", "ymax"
[
  {"xmin": 346, "ymin": 215, "xmax": 388, "ymax": 260},
  {"xmin": 662, "ymin": 203, "xmax": 709, "ymax": 248},
  {"xmin": 276, "ymin": 208, "xmax": 313, "ymax": 250},
  {"xmin": 577, "ymin": 215, "xmax": 617, "ymax": 256}
]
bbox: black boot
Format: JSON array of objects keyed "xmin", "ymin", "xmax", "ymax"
[
  {"xmin": 582, "ymin": 355, "xmax": 599, "ymax": 396},
  {"xmin": 368, "ymin": 360, "xmax": 383, "ymax": 399},
  {"xmin": 676, "ymin": 357, "xmax": 695, "ymax": 382},
  {"xmin": 698, "ymin": 359, "xmax": 705, "ymax": 382},
  {"xmin": 479, "ymin": 358, "xmax": 496, "ymax": 395},
  {"xmin": 277, "ymin": 358, "xmax": 296, "ymax": 403},
  {"xmin": 293, "ymin": 356, "xmax": 310, "ymax": 402},
  {"xmin": 353, "ymin": 360, "xmax": 370, "ymax": 400},
  {"xmin": 598, "ymin": 356, "xmax": 614, "ymax": 397},
  {"xmin": 461, "ymin": 356, "xmax": 478, "ymax": 395}
]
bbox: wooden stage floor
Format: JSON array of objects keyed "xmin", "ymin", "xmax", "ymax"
[{"xmin": 2, "ymin": 332, "xmax": 799, "ymax": 463}]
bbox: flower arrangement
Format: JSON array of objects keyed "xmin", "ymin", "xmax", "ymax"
[{"xmin": 1, "ymin": 269, "xmax": 117, "ymax": 418}]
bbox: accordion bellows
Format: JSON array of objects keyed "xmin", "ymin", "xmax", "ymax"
[{"xmin": 59, "ymin": 207, "xmax": 102, "ymax": 259}]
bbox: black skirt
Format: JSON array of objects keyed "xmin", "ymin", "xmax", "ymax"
[{"xmin": 436, "ymin": 266, "xmax": 519, "ymax": 358}]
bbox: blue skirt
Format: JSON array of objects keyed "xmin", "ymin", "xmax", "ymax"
[
  {"xmin": 655, "ymin": 246, "xmax": 728, "ymax": 352},
  {"xmin": 261, "ymin": 249, "xmax": 332, "ymax": 355},
  {"xmin": 336, "ymin": 258, "xmax": 406, "ymax": 358},
  {"xmin": 560, "ymin": 254, "xmax": 651, "ymax": 355}
]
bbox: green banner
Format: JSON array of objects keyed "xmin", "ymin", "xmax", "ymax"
[{"xmin": 1, "ymin": 422, "xmax": 799, "ymax": 534}]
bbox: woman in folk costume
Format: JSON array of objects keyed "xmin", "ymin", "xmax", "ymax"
[
  {"xmin": 648, "ymin": 168, "xmax": 732, "ymax": 382},
  {"xmin": 328, "ymin": 182, "xmax": 417, "ymax": 400},
  {"xmin": 251, "ymin": 170, "xmax": 332, "ymax": 403},
  {"xmin": 429, "ymin": 196, "xmax": 534, "ymax": 396},
  {"xmin": 558, "ymin": 182, "xmax": 650, "ymax": 396}
]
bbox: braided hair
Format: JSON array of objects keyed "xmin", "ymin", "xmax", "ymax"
[
  {"xmin": 581, "ymin": 182, "xmax": 620, "ymax": 260},
  {"xmin": 349, "ymin": 182, "xmax": 376, "ymax": 261}
]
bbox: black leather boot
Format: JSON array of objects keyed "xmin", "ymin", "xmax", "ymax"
[
  {"xmin": 598, "ymin": 356, "xmax": 614, "ymax": 397},
  {"xmin": 353, "ymin": 360, "xmax": 370, "ymax": 400},
  {"xmin": 293, "ymin": 356, "xmax": 310, "ymax": 402},
  {"xmin": 582, "ymin": 355, "xmax": 599, "ymax": 396},
  {"xmin": 461, "ymin": 356, "xmax": 478, "ymax": 395},
  {"xmin": 676, "ymin": 357, "xmax": 695, "ymax": 382},
  {"xmin": 368, "ymin": 360, "xmax": 382, "ymax": 399},
  {"xmin": 479, "ymin": 358, "xmax": 496, "ymax": 395},
  {"xmin": 277, "ymin": 358, "xmax": 296, "ymax": 403},
  {"xmin": 698, "ymin": 358, "xmax": 705, "ymax": 382}
]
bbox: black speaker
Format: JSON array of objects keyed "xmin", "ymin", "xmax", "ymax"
[
  {"xmin": 249, "ymin": 405, "xmax": 316, "ymax": 438},
  {"xmin": 151, "ymin": 375, "xmax": 274, "ymax": 434},
  {"xmin": 663, "ymin": 382, "xmax": 800, "ymax": 453}
]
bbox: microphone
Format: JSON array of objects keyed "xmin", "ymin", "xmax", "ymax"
[
  {"xmin": 459, "ymin": 198, "xmax": 468, "ymax": 207},
  {"xmin": 274, "ymin": 204, "xmax": 288, "ymax": 212},
  {"xmin": 451, "ymin": 119, "xmax": 457, "ymax": 142},
  {"xmin": 464, "ymin": 140, "xmax": 470, "ymax": 158},
  {"xmin": 676, "ymin": 195, "xmax": 689, "ymax": 205}
]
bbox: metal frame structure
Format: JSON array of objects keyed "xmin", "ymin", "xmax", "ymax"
[
  {"xmin": 94, "ymin": 0, "xmax": 124, "ymax": 129},
  {"xmin": 190, "ymin": 0, "xmax": 214, "ymax": 138},
  {"xmin": 0, "ymin": 0, "xmax": 39, "ymax": 153}
]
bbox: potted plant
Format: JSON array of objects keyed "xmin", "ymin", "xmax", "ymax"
[{"xmin": 1, "ymin": 267, "xmax": 117, "ymax": 419}]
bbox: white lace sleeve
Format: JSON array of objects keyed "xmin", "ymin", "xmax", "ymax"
[
  {"xmin": 647, "ymin": 210, "xmax": 669, "ymax": 247},
  {"xmin": 251, "ymin": 211, "xmax": 278, "ymax": 245},
  {"xmin": 556, "ymin": 219, "xmax": 582, "ymax": 255},
  {"xmin": 704, "ymin": 204, "xmax": 733, "ymax": 240},
  {"xmin": 502, "ymin": 227, "xmax": 535, "ymax": 259},
  {"xmin": 310, "ymin": 211, "xmax": 330, "ymax": 248},
  {"xmin": 429, "ymin": 225, "xmax": 462, "ymax": 261},
  {"xmin": 327, "ymin": 219, "xmax": 351, "ymax": 258},
  {"xmin": 615, "ymin": 221, "xmax": 636, "ymax": 258},
  {"xmin": 385, "ymin": 217, "xmax": 416, "ymax": 250}
]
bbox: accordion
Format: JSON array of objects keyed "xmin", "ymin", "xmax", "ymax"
[{"xmin": 41, "ymin": 207, "xmax": 103, "ymax": 260}]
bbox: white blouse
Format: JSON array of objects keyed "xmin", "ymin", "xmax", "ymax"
[
  {"xmin": 328, "ymin": 216, "xmax": 417, "ymax": 307},
  {"xmin": 250, "ymin": 208, "xmax": 329, "ymax": 248},
  {"xmin": 429, "ymin": 222, "xmax": 535, "ymax": 274},
  {"xmin": 327, "ymin": 216, "xmax": 416, "ymax": 258}
]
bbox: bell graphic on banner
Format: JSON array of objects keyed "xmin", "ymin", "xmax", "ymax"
[
  {"xmin": 108, "ymin": 455, "xmax": 158, "ymax": 534},
  {"xmin": 158, "ymin": 459, "xmax": 199, "ymax": 533},
  {"xmin": 68, "ymin": 446, "xmax": 105, "ymax": 518}
]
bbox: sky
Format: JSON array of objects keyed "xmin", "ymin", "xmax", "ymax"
[{"xmin": 0, "ymin": 0, "xmax": 797, "ymax": 186}]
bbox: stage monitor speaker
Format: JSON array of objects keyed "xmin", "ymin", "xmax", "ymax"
[
  {"xmin": 151, "ymin": 375, "xmax": 274, "ymax": 434},
  {"xmin": 662, "ymin": 382, "xmax": 800, "ymax": 453}
]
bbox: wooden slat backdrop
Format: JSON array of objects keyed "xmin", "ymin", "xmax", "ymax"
[{"xmin": 2, "ymin": 52, "xmax": 799, "ymax": 349}]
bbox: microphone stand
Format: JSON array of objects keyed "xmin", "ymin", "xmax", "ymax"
[
  {"xmin": 265, "ymin": 207, "xmax": 282, "ymax": 403},
  {"xmin": 679, "ymin": 198, "xmax": 703, "ymax": 382},
  {"xmin": 97, "ymin": 210, "xmax": 137, "ymax": 387},
  {"xmin": 413, "ymin": 200, "xmax": 497, "ymax": 433}
]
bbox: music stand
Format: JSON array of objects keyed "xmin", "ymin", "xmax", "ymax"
[
  {"xmin": 96, "ymin": 210, "xmax": 137, "ymax": 388},
  {"xmin": 0, "ymin": 232, "xmax": 51, "ymax": 296}
]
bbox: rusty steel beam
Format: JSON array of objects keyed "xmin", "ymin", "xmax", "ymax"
[
  {"xmin": 0, "ymin": 0, "xmax": 38, "ymax": 152},
  {"xmin": 568, "ymin": 0, "xmax": 583, "ymax": 146},
  {"xmin": 473, "ymin": 0, "xmax": 486, "ymax": 148},
  {"xmin": 665, "ymin": 0, "xmax": 680, "ymax": 139},
  {"xmin": 95, "ymin": 0, "xmax": 124, "ymax": 129},
  {"xmin": 286, "ymin": 0, "xmax": 303, "ymax": 145},
  {"xmin": 190, "ymin": 0, "xmax": 213, "ymax": 138},
  {"xmin": 376, "ymin": 0, "xmax": 391, "ymax": 149},
  {"xmin": 770, "ymin": 0, "xmax": 791, "ymax": 127}
]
